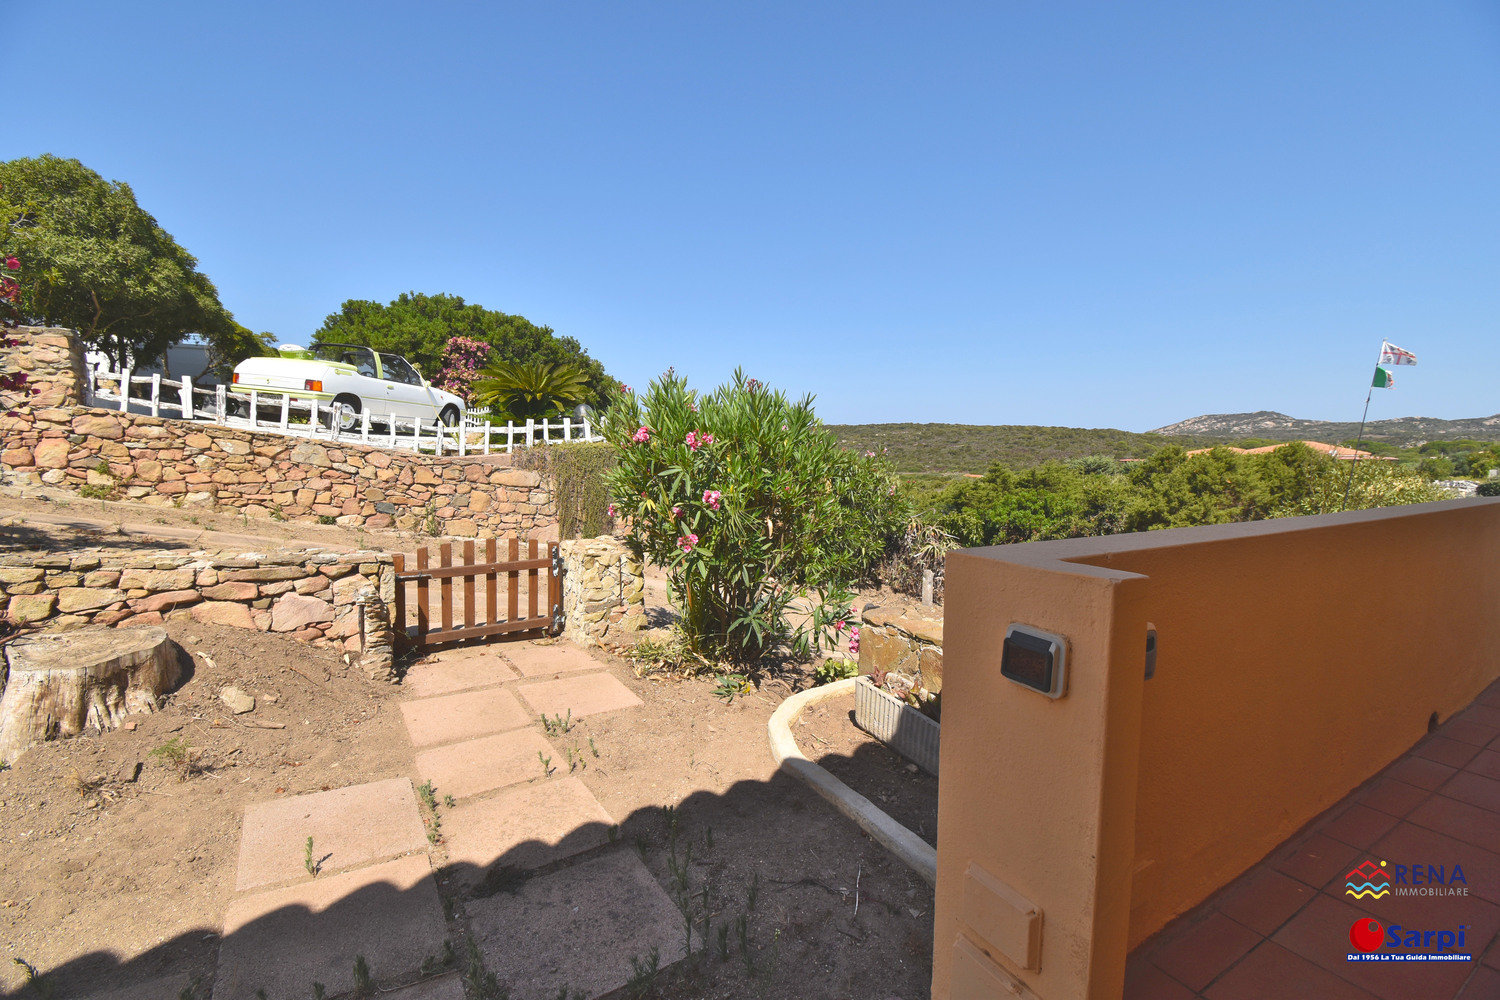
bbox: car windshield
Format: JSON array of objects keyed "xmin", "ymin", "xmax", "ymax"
[
  {"xmin": 378, "ymin": 353, "xmax": 424, "ymax": 386},
  {"xmin": 312, "ymin": 344, "xmax": 377, "ymax": 377}
]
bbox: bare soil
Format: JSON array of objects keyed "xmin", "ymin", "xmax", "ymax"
[{"xmin": 0, "ymin": 516, "xmax": 937, "ymax": 1000}]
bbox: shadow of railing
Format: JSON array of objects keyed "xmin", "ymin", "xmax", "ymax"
[{"xmin": 6, "ymin": 741, "xmax": 937, "ymax": 1000}]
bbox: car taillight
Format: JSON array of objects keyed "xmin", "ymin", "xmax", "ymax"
[
  {"xmin": 231, "ymin": 373, "xmax": 240, "ymax": 384},
  {"xmin": 305, "ymin": 379, "xmax": 323, "ymax": 392}
]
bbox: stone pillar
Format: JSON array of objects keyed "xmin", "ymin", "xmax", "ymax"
[
  {"xmin": 558, "ymin": 536, "xmax": 646, "ymax": 649},
  {"xmin": 2, "ymin": 327, "xmax": 87, "ymax": 409}
]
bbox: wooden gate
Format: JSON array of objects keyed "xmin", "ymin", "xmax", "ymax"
[{"xmin": 392, "ymin": 538, "xmax": 561, "ymax": 650}]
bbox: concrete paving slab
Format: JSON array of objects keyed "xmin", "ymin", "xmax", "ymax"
[
  {"xmin": 217, "ymin": 855, "xmax": 446, "ymax": 1000},
  {"xmin": 444, "ymin": 776, "xmax": 614, "ymax": 878},
  {"xmin": 516, "ymin": 673, "xmax": 643, "ymax": 720},
  {"xmin": 382, "ymin": 974, "xmax": 466, "ymax": 1000},
  {"xmin": 415, "ymin": 728, "xmax": 557, "ymax": 801},
  {"xmin": 501, "ymin": 640, "xmax": 610, "ymax": 677},
  {"xmin": 83, "ymin": 974, "xmax": 193, "ymax": 1000},
  {"xmin": 403, "ymin": 654, "xmax": 518, "ymax": 699},
  {"xmin": 235, "ymin": 777, "xmax": 428, "ymax": 891},
  {"xmin": 400, "ymin": 687, "xmax": 534, "ymax": 747},
  {"xmin": 468, "ymin": 849, "xmax": 687, "ymax": 1000}
]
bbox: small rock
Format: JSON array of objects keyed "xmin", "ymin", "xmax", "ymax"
[
  {"xmin": 219, "ymin": 686, "xmax": 256, "ymax": 715},
  {"xmin": 261, "ymin": 692, "xmax": 279, "ymax": 703},
  {"xmin": 122, "ymin": 721, "xmax": 137, "ymax": 731},
  {"xmin": 118, "ymin": 761, "xmax": 141, "ymax": 783},
  {"xmin": 905, "ymin": 763, "xmax": 918, "ymax": 773}
]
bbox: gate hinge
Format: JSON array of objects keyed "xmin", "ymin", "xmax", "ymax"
[{"xmin": 551, "ymin": 602, "xmax": 564, "ymax": 636}]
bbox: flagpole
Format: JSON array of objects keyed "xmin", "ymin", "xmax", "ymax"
[{"xmin": 1341, "ymin": 342, "xmax": 1385, "ymax": 512}]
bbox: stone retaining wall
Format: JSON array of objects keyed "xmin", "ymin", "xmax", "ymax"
[
  {"xmin": 858, "ymin": 605, "xmax": 944, "ymax": 694},
  {"xmin": 0, "ymin": 327, "xmax": 559, "ymax": 539},
  {"xmin": 0, "ymin": 539, "xmax": 396, "ymax": 653},
  {"xmin": 558, "ymin": 536, "xmax": 645, "ymax": 649}
]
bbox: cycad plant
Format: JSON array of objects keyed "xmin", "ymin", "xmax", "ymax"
[{"xmin": 471, "ymin": 359, "xmax": 591, "ymax": 420}]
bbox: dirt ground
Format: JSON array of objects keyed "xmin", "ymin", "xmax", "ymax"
[
  {"xmin": 0, "ymin": 512, "xmax": 938, "ymax": 999},
  {"xmin": 0, "ymin": 620, "xmax": 407, "ymax": 997}
]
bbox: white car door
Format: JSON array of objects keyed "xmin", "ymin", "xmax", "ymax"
[{"xmin": 377, "ymin": 353, "xmax": 439, "ymax": 424}]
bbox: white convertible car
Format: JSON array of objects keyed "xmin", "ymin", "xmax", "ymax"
[{"xmin": 231, "ymin": 343, "xmax": 466, "ymax": 431}]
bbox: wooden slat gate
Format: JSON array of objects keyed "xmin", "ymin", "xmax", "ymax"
[{"xmin": 392, "ymin": 538, "xmax": 561, "ymax": 650}]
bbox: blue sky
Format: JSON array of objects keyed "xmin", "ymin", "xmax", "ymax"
[{"xmin": 7, "ymin": 2, "xmax": 1498, "ymax": 430}]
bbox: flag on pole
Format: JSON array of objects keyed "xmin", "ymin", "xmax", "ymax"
[
  {"xmin": 1372, "ymin": 366, "xmax": 1395, "ymax": 389},
  {"xmin": 1380, "ymin": 341, "xmax": 1417, "ymax": 366}
]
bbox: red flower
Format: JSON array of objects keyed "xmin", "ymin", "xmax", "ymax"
[{"xmin": 3, "ymin": 258, "xmax": 17, "ymax": 271}]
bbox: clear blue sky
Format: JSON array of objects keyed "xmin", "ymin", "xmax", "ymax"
[{"xmin": 8, "ymin": 2, "xmax": 1498, "ymax": 430}]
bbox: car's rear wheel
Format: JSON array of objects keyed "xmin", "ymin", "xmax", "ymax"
[
  {"xmin": 327, "ymin": 394, "xmax": 361, "ymax": 432},
  {"xmin": 439, "ymin": 405, "xmax": 462, "ymax": 427}
]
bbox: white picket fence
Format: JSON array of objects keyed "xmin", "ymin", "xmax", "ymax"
[{"xmin": 84, "ymin": 361, "xmax": 604, "ymax": 456}]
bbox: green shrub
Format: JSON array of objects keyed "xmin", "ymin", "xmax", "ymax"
[
  {"xmin": 601, "ymin": 369, "xmax": 903, "ymax": 663},
  {"xmin": 517, "ymin": 442, "xmax": 616, "ymax": 539},
  {"xmin": 1478, "ymin": 480, "xmax": 1500, "ymax": 497}
]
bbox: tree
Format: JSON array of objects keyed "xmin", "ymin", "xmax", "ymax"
[
  {"xmin": 313, "ymin": 292, "xmax": 615, "ymax": 409},
  {"xmin": 0, "ymin": 154, "xmax": 269, "ymax": 369},
  {"xmin": 471, "ymin": 359, "xmax": 592, "ymax": 420}
]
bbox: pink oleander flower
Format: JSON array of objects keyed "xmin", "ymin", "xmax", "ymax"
[
  {"xmin": 865, "ymin": 450, "xmax": 875, "ymax": 458},
  {"xmin": 4, "ymin": 257, "xmax": 17, "ymax": 271},
  {"xmin": 685, "ymin": 431, "xmax": 698, "ymax": 450},
  {"xmin": 671, "ymin": 505, "xmax": 682, "ymax": 519},
  {"xmin": 677, "ymin": 532, "xmax": 699, "ymax": 553},
  {"xmin": 702, "ymin": 433, "xmax": 714, "ymax": 445},
  {"xmin": 702, "ymin": 489, "xmax": 721, "ymax": 510},
  {"xmin": 834, "ymin": 620, "xmax": 845, "ymax": 632},
  {"xmin": 619, "ymin": 383, "xmax": 632, "ymax": 393},
  {"xmin": 607, "ymin": 503, "xmax": 617, "ymax": 517},
  {"xmin": 848, "ymin": 626, "xmax": 861, "ymax": 655},
  {"xmin": 632, "ymin": 426, "xmax": 651, "ymax": 444}
]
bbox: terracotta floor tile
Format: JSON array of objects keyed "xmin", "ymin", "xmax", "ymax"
[
  {"xmin": 1204, "ymin": 941, "xmax": 1379, "ymax": 1000},
  {"xmin": 1444, "ymin": 717, "xmax": 1500, "ymax": 749},
  {"xmin": 1387, "ymin": 755, "xmax": 1459, "ymax": 791},
  {"xmin": 1272, "ymin": 893, "xmax": 1473, "ymax": 1000},
  {"xmin": 1458, "ymin": 964, "xmax": 1500, "ymax": 999},
  {"xmin": 1464, "ymin": 705, "xmax": 1500, "ymax": 729},
  {"xmin": 1410, "ymin": 795, "xmax": 1500, "ymax": 854},
  {"xmin": 1440, "ymin": 771, "xmax": 1500, "ymax": 814},
  {"xmin": 1415, "ymin": 736, "xmax": 1484, "ymax": 770},
  {"xmin": 1321, "ymin": 804, "xmax": 1401, "ymax": 850},
  {"xmin": 1124, "ymin": 964, "xmax": 1200, "ymax": 1000},
  {"xmin": 1150, "ymin": 911, "xmax": 1262, "ymax": 992},
  {"xmin": 1370, "ymin": 822, "xmax": 1500, "ymax": 907},
  {"xmin": 1272, "ymin": 833, "xmax": 1362, "ymax": 890},
  {"xmin": 1358, "ymin": 777, "xmax": 1432, "ymax": 819},
  {"xmin": 1479, "ymin": 680, "xmax": 1500, "ymax": 710},
  {"xmin": 1468, "ymin": 750, "xmax": 1500, "ymax": 782},
  {"xmin": 1486, "ymin": 935, "xmax": 1500, "ymax": 970},
  {"xmin": 1216, "ymin": 868, "xmax": 1318, "ymax": 937}
]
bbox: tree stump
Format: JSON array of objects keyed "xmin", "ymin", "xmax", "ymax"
[{"xmin": 0, "ymin": 626, "xmax": 181, "ymax": 763}]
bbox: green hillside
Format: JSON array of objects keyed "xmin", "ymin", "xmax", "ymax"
[{"xmin": 826, "ymin": 423, "xmax": 1219, "ymax": 475}]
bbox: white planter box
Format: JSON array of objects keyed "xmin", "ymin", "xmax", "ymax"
[{"xmin": 853, "ymin": 675, "xmax": 940, "ymax": 776}]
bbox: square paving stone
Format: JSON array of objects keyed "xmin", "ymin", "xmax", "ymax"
[
  {"xmin": 468, "ymin": 849, "xmax": 686, "ymax": 1000},
  {"xmin": 517, "ymin": 673, "xmax": 642, "ymax": 720},
  {"xmin": 403, "ymin": 654, "xmax": 518, "ymax": 698},
  {"xmin": 443, "ymin": 776, "xmax": 614, "ymax": 879},
  {"xmin": 416, "ymin": 728, "xmax": 558, "ymax": 801},
  {"xmin": 236, "ymin": 778, "xmax": 428, "ymax": 891},
  {"xmin": 501, "ymin": 640, "xmax": 610, "ymax": 677},
  {"xmin": 217, "ymin": 855, "xmax": 446, "ymax": 1000},
  {"xmin": 401, "ymin": 687, "xmax": 534, "ymax": 747}
]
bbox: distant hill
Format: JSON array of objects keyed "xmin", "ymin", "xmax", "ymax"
[
  {"xmin": 1153, "ymin": 411, "xmax": 1500, "ymax": 447},
  {"xmin": 826, "ymin": 423, "xmax": 1215, "ymax": 475}
]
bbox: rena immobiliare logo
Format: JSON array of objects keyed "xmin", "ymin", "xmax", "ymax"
[
  {"xmin": 1343, "ymin": 859, "xmax": 1468, "ymax": 899},
  {"xmin": 1348, "ymin": 918, "xmax": 1473, "ymax": 963}
]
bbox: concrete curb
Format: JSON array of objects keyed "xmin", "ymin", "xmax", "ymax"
[{"xmin": 767, "ymin": 677, "xmax": 938, "ymax": 886}]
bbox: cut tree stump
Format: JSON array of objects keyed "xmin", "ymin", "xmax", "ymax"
[{"xmin": 0, "ymin": 626, "xmax": 181, "ymax": 763}]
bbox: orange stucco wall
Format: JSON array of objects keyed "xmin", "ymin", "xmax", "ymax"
[{"xmin": 932, "ymin": 498, "xmax": 1500, "ymax": 999}]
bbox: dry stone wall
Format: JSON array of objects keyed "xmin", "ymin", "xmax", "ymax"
[
  {"xmin": 858, "ymin": 605, "xmax": 944, "ymax": 694},
  {"xmin": 1, "ymin": 329, "xmax": 559, "ymax": 539},
  {"xmin": 0, "ymin": 539, "xmax": 396, "ymax": 655},
  {"xmin": 558, "ymin": 536, "xmax": 645, "ymax": 649},
  {"xmin": 1, "ymin": 327, "xmax": 86, "ymax": 408}
]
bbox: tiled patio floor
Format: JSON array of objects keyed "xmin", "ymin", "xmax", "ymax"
[{"xmin": 1126, "ymin": 678, "xmax": 1500, "ymax": 1000}]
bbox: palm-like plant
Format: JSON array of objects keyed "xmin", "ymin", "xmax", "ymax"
[{"xmin": 470, "ymin": 359, "xmax": 591, "ymax": 419}]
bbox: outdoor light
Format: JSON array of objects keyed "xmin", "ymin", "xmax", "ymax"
[{"xmin": 1001, "ymin": 624, "xmax": 1068, "ymax": 699}]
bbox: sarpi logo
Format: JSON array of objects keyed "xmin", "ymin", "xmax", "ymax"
[
  {"xmin": 1343, "ymin": 860, "xmax": 1468, "ymax": 899},
  {"xmin": 1348, "ymin": 919, "xmax": 1473, "ymax": 963}
]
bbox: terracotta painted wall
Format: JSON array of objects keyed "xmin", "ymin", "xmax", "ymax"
[{"xmin": 933, "ymin": 498, "xmax": 1500, "ymax": 1000}]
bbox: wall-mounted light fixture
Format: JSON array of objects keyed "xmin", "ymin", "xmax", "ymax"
[{"xmin": 1001, "ymin": 624, "xmax": 1068, "ymax": 699}]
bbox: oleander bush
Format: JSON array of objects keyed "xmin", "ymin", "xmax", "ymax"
[{"xmin": 601, "ymin": 369, "xmax": 904, "ymax": 663}]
